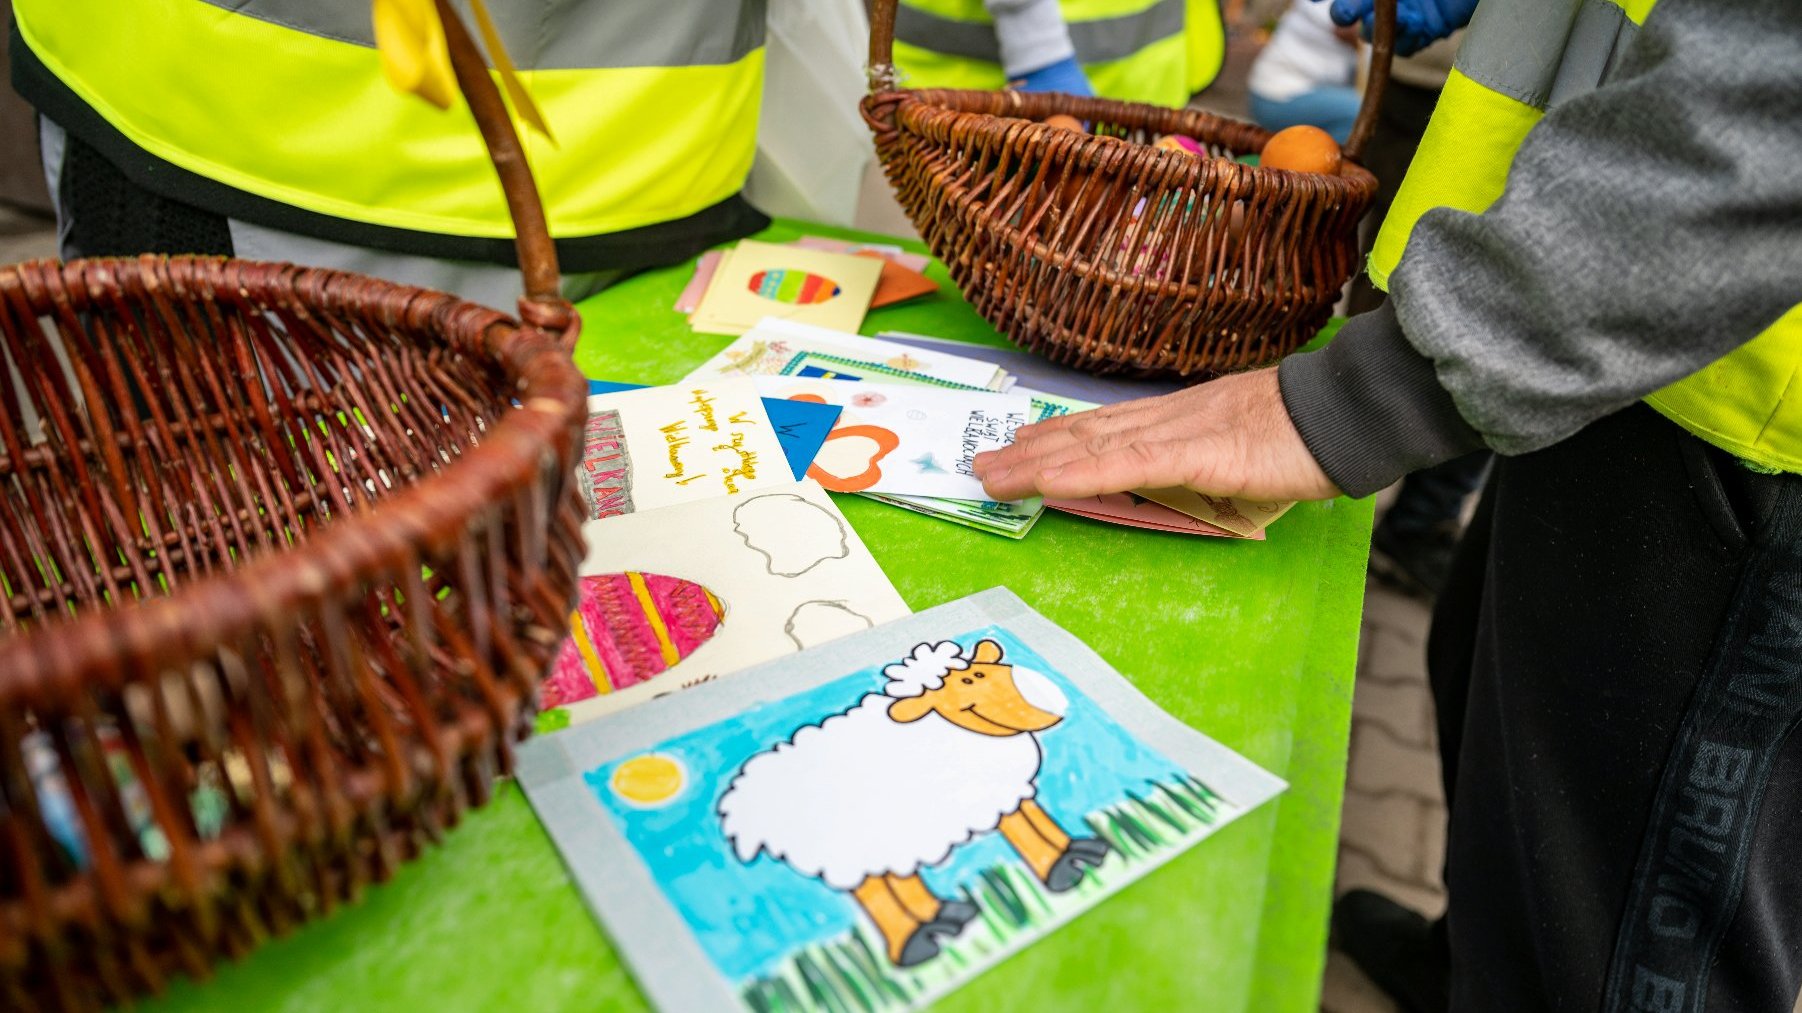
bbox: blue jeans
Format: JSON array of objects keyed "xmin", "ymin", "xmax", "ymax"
[{"xmin": 1249, "ymin": 86, "xmax": 1363, "ymax": 145}]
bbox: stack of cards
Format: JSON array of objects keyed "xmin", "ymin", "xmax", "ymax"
[
  {"xmin": 686, "ymin": 240, "xmax": 885, "ymax": 336},
  {"xmin": 681, "ymin": 320, "xmax": 1298, "ymax": 540},
  {"xmin": 678, "ymin": 237, "xmax": 939, "ymax": 318}
]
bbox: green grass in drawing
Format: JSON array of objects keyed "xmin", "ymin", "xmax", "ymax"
[{"xmin": 738, "ymin": 775, "xmax": 1234, "ymax": 1012}]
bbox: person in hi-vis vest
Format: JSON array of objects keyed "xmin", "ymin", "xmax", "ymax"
[
  {"xmin": 974, "ymin": 0, "xmax": 1802, "ymax": 1010},
  {"xmin": 889, "ymin": 0, "xmax": 1226, "ymax": 107},
  {"xmin": 9, "ymin": 0, "xmax": 783, "ymax": 310},
  {"xmin": 9, "ymin": 0, "xmax": 1132, "ymax": 309}
]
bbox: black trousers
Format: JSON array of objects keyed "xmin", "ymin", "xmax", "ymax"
[{"xmin": 1428, "ymin": 404, "xmax": 1802, "ymax": 1012}]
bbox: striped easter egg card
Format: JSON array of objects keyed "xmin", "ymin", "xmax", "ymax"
[{"xmin": 689, "ymin": 240, "xmax": 884, "ymax": 337}]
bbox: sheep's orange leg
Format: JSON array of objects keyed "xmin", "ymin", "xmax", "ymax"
[
  {"xmin": 885, "ymin": 873, "xmax": 942, "ymax": 922},
  {"xmin": 1001, "ymin": 801, "xmax": 1113, "ymax": 893},
  {"xmin": 1020, "ymin": 799, "xmax": 1072, "ymax": 850},
  {"xmin": 852, "ymin": 876, "xmax": 921, "ymax": 965},
  {"xmin": 997, "ymin": 808, "xmax": 1062, "ymax": 882}
]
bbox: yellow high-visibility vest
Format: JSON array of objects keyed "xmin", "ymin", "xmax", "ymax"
[
  {"xmin": 1368, "ymin": 0, "xmax": 1802, "ymax": 473},
  {"xmin": 890, "ymin": 0, "xmax": 1224, "ymax": 108},
  {"xmin": 11, "ymin": 0, "xmax": 766, "ymax": 253}
]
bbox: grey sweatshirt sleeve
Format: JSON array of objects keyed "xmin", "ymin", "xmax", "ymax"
[
  {"xmin": 985, "ymin": 0, "xmax": 1076, "ymax": 77},
  {"xmin": 1279, "ymin": 0, "xmax": 1802, "ymax": 498}
]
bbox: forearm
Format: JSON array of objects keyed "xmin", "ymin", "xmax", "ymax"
[
  {"xmin": 1283, "ymin": 0, "xmax": 1802, "ymax": 495},
  {"xmin": 985, "ymin": 0, "xmax": 1075, "ymax": 77}
]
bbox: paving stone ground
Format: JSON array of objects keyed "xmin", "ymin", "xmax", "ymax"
[{"xmin": 1321, "ymin": 578, "xmax": 1447, "ymax": 1013}]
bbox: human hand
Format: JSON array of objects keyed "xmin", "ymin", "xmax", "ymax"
[
  {"xmin": 972, "ymin": 368, "xmax": 1341, "ymax": 503},
  {"xmin": 1324, "ymin": 0, "xmax": 1474, "ymax": 57},
  {"xmin": 1013, "ymin": 56, "xmax": 1095, "ymax": 97}
]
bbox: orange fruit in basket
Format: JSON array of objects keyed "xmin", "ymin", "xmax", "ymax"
[
  {"xmin": 1260, "ymin": 125, "xmax": 1342, "ymax": 175},
  {"xmin": 1043, "ymin": 114, "xmax": 1086, "ymax": 132}
]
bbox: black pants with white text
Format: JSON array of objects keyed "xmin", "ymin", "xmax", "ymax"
[{"xmin": 1427, "ymin": 404, "xmax": 1802, "ymax": 1012}]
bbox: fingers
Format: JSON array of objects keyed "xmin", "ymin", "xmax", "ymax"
[
  {"xmin": 1020, "ymin": 439, "xmax": 1193, "ymax": 500},
  {"xmin": 1326, "ymin": 0, "xmax": 1374, "ymax": 28},
  {"xmin": 979, "ymin": 419, "xmax": 1191, "ymax": 501}
]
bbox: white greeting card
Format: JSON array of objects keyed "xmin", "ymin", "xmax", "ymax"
[{"xmin": 750, "ymin": 377, "xmax": 1033, "ymax": 502}]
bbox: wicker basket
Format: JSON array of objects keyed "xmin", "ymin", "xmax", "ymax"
[
  {"xmin": 863, "ymin": 0, "xmax": 1397, "ymax": 377},
  {"xmin": 0, "ymin": 4, "xmax": 588, "ymax": 1009}
]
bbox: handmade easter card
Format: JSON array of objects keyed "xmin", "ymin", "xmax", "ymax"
[
  {"xmin": 539, "ymin": 480, "xmax": 910, "ymax": 728},
  {"xmin": 578, "ymin": 379, "xmax": 791, "ymax": 518},
  {"xmin": 752, "ymin": 376, "xmax": 1033, "ymax": 502},
  {"xmin": 690, "ymin": 242, "xmax": 884, "ymax": 336},
  {"xmin": 518, "ymin": 588, "xmax": 1286, "ymax": 1012},
  {"xmin": 586, "ymin": 379, "xmax": 842, "ymax": 483}
]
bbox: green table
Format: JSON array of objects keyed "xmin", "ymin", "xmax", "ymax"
[{"xmin": 141, "ymin": 221, "xmax": 1372, "ymax": 1012}]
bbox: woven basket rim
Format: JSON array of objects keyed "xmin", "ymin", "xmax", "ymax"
[
  {"xmin": 870, "ymin": 89, "xmax": 1377, "ymax": 303},
  {"xmin": 873, "ymin": 88, "xmax": 1378, "ymax": 192},
  {"xmin": 0, "ymin": 255, "xmax": 588, "ymax": 705}
]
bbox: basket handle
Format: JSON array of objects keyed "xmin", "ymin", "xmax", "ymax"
[
  {"xmin": 868, "ymin": 0, "xmax": 901, "ymax": 92},
  {"xmin": 867, "ymin": 0, "xmax": 1398, "ymax": 164},
  {"xmin": 434, "ymin": 0, "xmax": 564, "ymax": 312},
  {"xmin": 1343, "ymin": 0, "xmax": 1397, "ymax": 164}
]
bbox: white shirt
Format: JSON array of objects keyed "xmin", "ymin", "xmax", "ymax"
[{"xmin": 1248, "ymin": 0, "xmax": 1359, "ymax": 102}]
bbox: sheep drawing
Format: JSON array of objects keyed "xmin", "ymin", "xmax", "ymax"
[{"xmin": 717, "ymin": 638, "xmax": 1113, "ymax": 967}]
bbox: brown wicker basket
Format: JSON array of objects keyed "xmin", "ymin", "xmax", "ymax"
[
  {"xmin": 0, "ymin": 4, "xmax": 588, "ymax": 1009},
  {"xmin": 863, "ymin": 0, "xmax": 1397, "ymax": 377}
]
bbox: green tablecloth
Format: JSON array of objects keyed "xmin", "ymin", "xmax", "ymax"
[{"xmin": 140, "ymin": 220, "xmax": 1371, "ymax": 1012}]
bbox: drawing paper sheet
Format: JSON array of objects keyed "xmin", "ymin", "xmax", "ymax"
[
  {"xmin": 752, "ymin": 376, "xmax": 1033, "ymax": 501},
  {"xmin": 687, "ymin": 318, "xmax": 1010, "ymax": 392},
  {"xmin": 581, "ymin": 379, "xmax": 791, "ymax": 515},
  {"xmin": 690, "ymin": 241, "xmax": 883, "ymax": 336},
  {"xmin": 540, "ymin": 480, "xmax": 909, "ymax": 726},
  {"xmin": 518, "ymin": 587, "xmax": 1287, "ymax": 1013}
]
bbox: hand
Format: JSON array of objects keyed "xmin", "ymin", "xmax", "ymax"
[
  {"xmin": 972, "ymin": 368, "xmax": 1341, "ymax": 503},
  {"xmin": 1013, "ymin": 56, "xmax": 1095, "ymax": 97},
  {"xmin": 1324, "ymin": 0, "xmax": 1474, "ymax": 57}
]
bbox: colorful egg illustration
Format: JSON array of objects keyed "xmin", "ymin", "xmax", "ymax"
[
  {"xmin": 748, "ymin": 269, "xmax": 841, "ymax": 305},
  {"xmin": 540, "ymin": 572, "xmax": 726, "ymax": 709}
]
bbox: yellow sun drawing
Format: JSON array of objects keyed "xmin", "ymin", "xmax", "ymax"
[{"xmin": 610, "ymin": 753, "xmax": 688, "ymax": 808}]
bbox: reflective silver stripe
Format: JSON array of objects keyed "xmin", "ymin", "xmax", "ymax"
[
  {"xmin": 1546, "ymin": 0, "xmax": 1630, "ymax": 106},
  {"xmin": 894, "ymin": 0, "xmax": 1184, "ymax": 66},
  {"xmin": 199, "ymin": 0, "xmax": 767, "ymax": 69},
  {"xmin": 1454, "ymin": 0, "xmax": 1640, "ymax": 110}
]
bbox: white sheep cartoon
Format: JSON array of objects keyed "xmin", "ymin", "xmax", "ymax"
[{"xmin": 717, "ymin": 638, "xmax": 1112, "ymax": 967}]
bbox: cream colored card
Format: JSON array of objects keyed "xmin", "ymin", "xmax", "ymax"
[
  {"xmin": 1138, "ymin": 488, "xmax": 1296, "ymax": 537},
  {"xmin": 584, "ymin": 379, "xmax": 792, "ymax": 514},
  {"xmin": 540, "ymin": 480, "xmax": 911, "ymax": 724},
  {"xmin": 689, "ymin": 240, "xmax": 884, "ymax": 336}
]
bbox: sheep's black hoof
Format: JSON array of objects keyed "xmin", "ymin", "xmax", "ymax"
[
  {"xmin": 932, "ymin": 899, "xmax": 980, "ymax": 930},
  {"xmin": 896, "ymin": 919, "xmax": 962, "ymax": 968},
  {"xmin": 1044, "ymin": 837, "xmax": 1113, "ymax": 893}
]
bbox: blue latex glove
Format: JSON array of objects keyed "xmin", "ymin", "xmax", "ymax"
[
  {"xmin": 1325, "ymin": 0, "xmax": 1475, "ymax": 56},
  {"xmin": 1016, "ymin": 56, "xmax": 1095, "ymax": 96}
]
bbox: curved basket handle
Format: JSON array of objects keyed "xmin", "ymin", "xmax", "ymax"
[
  {"xmin": 434, "ymin": 0, "xmax": 565, "ymax": 313},
  {"xmin": 1344, "ymin": 0, "xmax": 1398, "ymax": 164}
]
